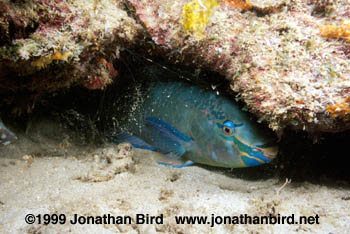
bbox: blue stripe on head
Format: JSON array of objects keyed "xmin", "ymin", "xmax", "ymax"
[
  {"xmin": 219, "ymin": 133, "xmax": 272, "ymax": 167},
  {"xmin": 242, "ymin": 155, "xmax": 264, "ymax": 166},
  {"xmin": 248, "ymin": 148, "xmax": 271, "ymax": 163},
  {"xmin": 241, "ymin": 149, "xmax": 272, "ymax": 166}
]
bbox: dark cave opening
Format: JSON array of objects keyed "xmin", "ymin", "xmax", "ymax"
[{"xmin": 1, "ymin": 53, "xmax": 350, "ymax": 185}]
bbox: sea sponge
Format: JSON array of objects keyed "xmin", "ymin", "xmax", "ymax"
[
  {"xmin": 31, "ymin": 50, "xmax": 72, "ymax": 69},
  {"xmin": 181, "ymin": 0, "xmax": 219, "ymax": 39},
  {"xmin": 320, "ymin": 20, "xmax": 350, "ymax": 42}
]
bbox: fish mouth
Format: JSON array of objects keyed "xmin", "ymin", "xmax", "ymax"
[
  {"xmin": 240, "ymin": 145, "xmax": 278, "ymax": 167},
  {"xmin": 255, "ymin": 145, "xmax": 278, "ymax": 161},
  {"xmin": 225, "ymin": 134, "xmax": 278, "ymax": 166}
]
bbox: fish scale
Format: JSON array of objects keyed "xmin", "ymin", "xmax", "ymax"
[{"xmin": 111, "ymin": 81, "xmax": 278, "ymax": 168}]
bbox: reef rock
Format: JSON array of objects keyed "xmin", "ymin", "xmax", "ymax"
[
  {"xmin": 0, "ymin": 0, "xmax": 141, "ymax": 114},
  {"xmin": 127, "ymin": 0, "xmax": 350, "ymax": 133},
  {"xmin": 2, "ymin": 0, "xmax": 350, "ymax": 133}
]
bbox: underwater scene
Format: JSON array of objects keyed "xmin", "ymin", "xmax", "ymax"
[{"xmin": 1, "ymin": 0, "xmax": 350, "ymax": 233}]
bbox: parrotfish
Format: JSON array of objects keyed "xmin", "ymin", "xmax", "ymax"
[
  {"xmin": 0, "ymin": 119, "xmax": 17, "ymax": 146},
  {"xmin": 112, "ymin": 81, "xmax": 278, "ymax": 168}
]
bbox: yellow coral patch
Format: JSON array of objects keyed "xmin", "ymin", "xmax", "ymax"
[
  {"xmin": 326, "ymin": 97, "xmax": 350, "ymax": 119},
  {"xmin": 31, "ymin": 50, "xmax": 72, "ymax": 69},
  {"xmin": 181, "ymin": 0, "xmax": 219, "ymax": 39},
  {"xmin": 224, "ymin": 0, "xmax": 252, "ymax": 10},
  {"xmin": 320, "ymin": 20, "xmax": 350, "ymax": 42}
]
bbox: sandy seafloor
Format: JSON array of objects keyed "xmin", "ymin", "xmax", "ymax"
[{"xmin": 0, "ymin": 117, "xmax": 350, "ymax": 234}]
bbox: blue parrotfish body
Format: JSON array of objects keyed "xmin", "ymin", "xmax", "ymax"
[
  {"xmin": 0, "ymin": 119, "xmax": 17, "ymax": 146},
  {"xmin": 114, "ymin": 81, "xmax": 278, "ymax": 168}
]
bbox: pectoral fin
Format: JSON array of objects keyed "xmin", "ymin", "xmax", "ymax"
[{"xmin": 145, "ymin": 117, "xmax": 193, "ymax": 162}]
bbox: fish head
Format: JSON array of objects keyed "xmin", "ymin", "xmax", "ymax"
[
  {"xmin": 194, "ymin": 97, "xmax": 278, "ymax": 168},
  {"xmin": 214, "ymin": 119, "xmax": 278, "ymax": 167},
  {"xmin": 0, "ymin": 120, "xmax": 18, "ymax": 146}
]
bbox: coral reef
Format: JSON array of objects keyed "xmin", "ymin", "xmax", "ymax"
[
  {"xmin": 2, "ymin": 0, "xmax": 350, "ymax": 134},
  {"xmin": 127, "ymin": 0, "xmax": 350, "ymax": 133},
  {"xmin": 0, "ymin": 0, "xmax": 141, "ymax": 114}
]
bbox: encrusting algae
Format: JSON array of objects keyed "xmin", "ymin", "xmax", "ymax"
[
  {"xmin": 31, "ymin": 50, "xmax": 72, "ymax": 69},
  {"xmin": 320, "ymin": 20, "xmax": 350, "ymax": 42}
]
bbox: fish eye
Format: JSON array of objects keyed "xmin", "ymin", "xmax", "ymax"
[
  {"xmin": 222, "ymin": 120, "xmax": 235, "ymax": 136},
  {"xmin": 223, "ymin": 126, "xmax": 233, "ymax": 136}
]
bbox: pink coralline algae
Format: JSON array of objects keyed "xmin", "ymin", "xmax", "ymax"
[{"xmin": 83, "ymin": 58, "xmax": 117, "ymax": 90}]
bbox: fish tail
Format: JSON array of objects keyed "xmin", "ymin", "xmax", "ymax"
[{"xmin": 0, "ymin": 119, "xmax": 17, "ymax": 146}]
